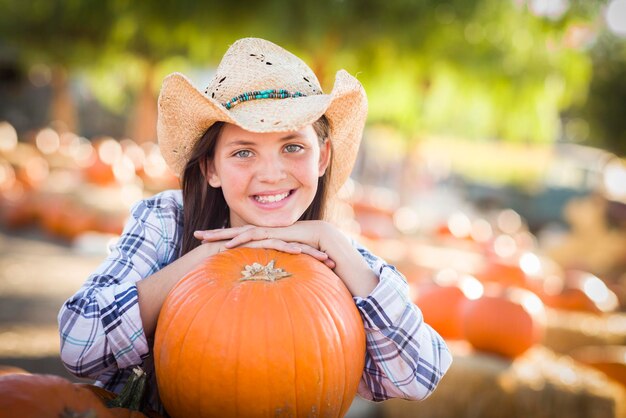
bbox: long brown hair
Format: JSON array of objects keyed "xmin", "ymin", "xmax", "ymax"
[{"xmin": 180, "ymin": 116, "xmax": 332, "ymax": 256}]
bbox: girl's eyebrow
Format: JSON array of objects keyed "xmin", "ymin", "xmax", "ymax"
[
  {"xmin": 224, "ymin": 133, "xmax": 304, "ymax": 148},
  {"xmin": 279, "ymin": 133, "xmax": 303, "ymax": 141},
  {"xmin": 224, "ymin": 139, "xmax": 255, "ymax": 148}
]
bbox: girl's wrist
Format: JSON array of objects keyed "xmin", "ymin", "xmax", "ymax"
[{"xmin": 189, "ymin": 242, "xmax": 217, "ymax": 267}]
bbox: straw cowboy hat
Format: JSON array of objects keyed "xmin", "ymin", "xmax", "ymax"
[{"xmin": 157, "ymin": 37, "xmax": 368, "ymax": 196}]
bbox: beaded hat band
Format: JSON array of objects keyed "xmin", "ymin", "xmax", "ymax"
[
  {"xmin": 157, "ymin": 37, "xmax": 368, "ymax": 199},
  {"xmin": 223, "ymin": 89, "xmax": 307, "ymax": 110}
]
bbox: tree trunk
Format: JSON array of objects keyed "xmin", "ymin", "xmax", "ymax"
[
  {"xmin": 128, "ymin": 63, "xmax": 158, "ymax": 143},
  {"xmin": 310, "ymin": 33, "xmax": 340, "ymax": 92},
  {"xmin": 50, "ymin": 65, "xmax": 77, "ymax": 133}
]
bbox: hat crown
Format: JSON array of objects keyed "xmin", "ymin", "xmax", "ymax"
[{"xmin": 204, "ymin": 38, "xmax": 323, "ymax": 105}]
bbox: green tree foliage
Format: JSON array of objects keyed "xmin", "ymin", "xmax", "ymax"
[
  {"xmin": 0, "ymin": 0, "xmax": 617, "ymax": 147},
  {"xmin": 0, "ymin": 0, "xmax": 114, "ymax": 66},
  {"xmin": 574, "ymin": 32, "xmax": 626, "ymax": 156}
]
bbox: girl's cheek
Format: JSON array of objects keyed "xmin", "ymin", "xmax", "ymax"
[
  {"xmin": 221, "ymin": 166, "xmax": 250, "ymax": 193},
  {"xmin": 287, "ymin": 157, "xmax": 317, "ymax": 177}
]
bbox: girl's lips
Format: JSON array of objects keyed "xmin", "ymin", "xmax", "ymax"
[{"xmin": 250, "ymin": 189, "xmax": 295, "ymax": 209}]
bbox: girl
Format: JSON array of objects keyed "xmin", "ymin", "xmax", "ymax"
[{"xmin": 58, "ymin": 37, "xmax": 452, "ymax": 413}]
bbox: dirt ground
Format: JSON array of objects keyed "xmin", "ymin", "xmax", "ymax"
[{"xmin": 0, "ymin": 229, "xmax": 103, "ymax": 381}]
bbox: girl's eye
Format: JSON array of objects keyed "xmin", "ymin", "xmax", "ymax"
[
  {"xmin": 284, "ymin": 144, "xmax": 303, "ymax": 153},
  {"xmin": 234, "ymin": 150, "xmax": 253, "ymax": 158}
]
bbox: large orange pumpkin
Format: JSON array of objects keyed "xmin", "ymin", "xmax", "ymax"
[
  {"xmin": 461, "ymin": 285, "xmax": 546, "ymax": 359},
  {"xmin": 0, "ymin": 373, "xmax": 116, "ymax": 418},
  {"xmin": 154, "ymin": 248, "xmax": 366, "ymax": 418}
]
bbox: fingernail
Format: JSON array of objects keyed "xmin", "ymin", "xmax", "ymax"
[{"xmin": 224, "ymin": 241, "xmax": 235, "ymax": 248}]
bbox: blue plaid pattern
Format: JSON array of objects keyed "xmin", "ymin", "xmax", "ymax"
[{"xmin": 58, "ymin": 190, "xmax": 452, "ymax": 411}]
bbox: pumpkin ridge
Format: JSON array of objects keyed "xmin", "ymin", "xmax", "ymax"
[
  {"xmin": 162, "ymin": 281, "xmax": 229, "ymax": 416},
  {"xmin": 231, "ymin": 277, "xmax": 257, "ymax": 418},
  {"xmin": 298, "ymin": 270, "xmax": 365, "ymax": 414},
  {"xmin": 157, "ymin": 281, "xmax": 199, "ymax": 416},
  {"xmin": 276, "ymin": 283, "xmax": 300, "ymax": 416},
  {"xmin": 317, "ymin": 287, "xmax": 349, "ymax": 413},
  {"xmin": 196, "ymin": 285, "xmax": 240, "ymax": 417},
  {"xmin": 299, "ymin": 277, "xmax": 358, "ymax": 415},
  {"xmin": 261, "ymin": 284, "xmax": 275, "ymax": 415},
  {"xmin": 237, "ymin": 281, "xmax": 272, "ymax": 416},
  {"xmin": 291, "ymin": 281, "xmax": 329, "ymax": 416},
  {"xmin": 156, "ymin": 268, "xmax": 206, "ymax": 342}
]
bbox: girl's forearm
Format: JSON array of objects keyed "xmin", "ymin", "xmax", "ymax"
[
  {"xmin": 136, "ymin": 244, "xmax": 211, "ymax": 338},
  {"xmin": 320, "ymin": 225, "xmax": 379, "ymax": 298},
  {"xmin": 334, "ymin": 255, "xmax": 379, "ymax": 298}
]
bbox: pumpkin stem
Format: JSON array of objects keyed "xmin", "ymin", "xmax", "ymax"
[
  {"xmin": 240, "ymin": 260, "xmax": 292, "ymax": 282},
  {"xmin": 106, "ymin": 366, "xmax": 147, "ymax": 411}
]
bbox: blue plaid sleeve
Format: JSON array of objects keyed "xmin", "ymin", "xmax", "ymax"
[
  {"xmin": 57, "ymin": 191, "xmax": 182, "ymax": 379},
  {"xmin": 352, "ymin": 241, "xmax": 453, "ymax": 401}
]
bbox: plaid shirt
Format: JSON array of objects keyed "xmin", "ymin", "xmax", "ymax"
[{"xmin": 58, "ymin": 190, "xmax": 451, "ymax": 412}]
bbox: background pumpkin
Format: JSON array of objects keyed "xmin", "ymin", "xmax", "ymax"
[
  {"xmin": 412, "ymin": 281, "xmax": 467, "ymax": 340},
  {"xmin": 0, "ymin": 365, "xmax": 28, "ymax": 376},
  {"xmin": 461, "ymin": 285, "xmax": 546, "ymax": 359},
  {"xmin": 0, "ymin": 373, "xmax": 116, "ymax": 418},
  {"xmin": 154, "ymin": 248, "xmax": 366, "ymax": 418}
]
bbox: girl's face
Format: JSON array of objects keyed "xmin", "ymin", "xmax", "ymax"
[{"xmin": 206, "ymin": 123, "xmax": 330, "ymax": 228}]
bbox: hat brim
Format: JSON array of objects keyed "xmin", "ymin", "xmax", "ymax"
[{"xmin": 157, "ymin": 69, "xmax": 367, "ymax": 196}]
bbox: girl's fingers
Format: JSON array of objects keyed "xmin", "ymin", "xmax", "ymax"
[
  {"xmin": 202, "ymin": 238, "xmax": 300, "ymax": 255},
  {"xmin": 194, "ymin": 225, "xmax": 255, "ymax": 241},
  {"xmin": 239, "ymin": 239, "xmax": 303, "ymax": 255},
  {"xmin": 223, "ymin": 227, "xmax": 270, "ymax": 249},
  {"xmin": 224, "ymin": 226, "xmax": 308, "ymax": 249},
  {"xmin": 207, "ymin": 237, "xmax": 333, "ymax": 267},
  {"xmin": 322, "ymin": 258, "xmax": 336, "ymax": 269},
  {"xmin": 287, "ymin": 243, "xmax": 334, "ymax": 268},
  {"xmin": 197, "ymin": 225, "xmax": 333, "ymax": 267},
  {"xmin": 290, "ymin": 243, "xmax": 329, "ymax": 262}
]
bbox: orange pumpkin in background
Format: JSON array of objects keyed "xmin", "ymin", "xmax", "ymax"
[
  {"xmin": 83, "ymin": 155, "xmax": 116, "ymax": 186},
  {"xmin": 475, "ymin": 258, "xmax": 527, "ymax": 289},
  {"xmin": 0, "ymin": 365, "xmax": 28, "ymax": 376},
  {"xmin": 154, "ymin": 248, "xmax": 366, "ymax": 418},
  {"xmin": 412, "ymin": 272, "xmax": 482, "ymax": 340},
  {"xmin": 461, "ymin": 285, "xmax": 546, "ymax": 359},
  {"xmin": 539, "ymin": 270, "xmax": 618, "ymax": 314},
  {"xmin": 414, "ymin": 283, "xmax": 466, "ymax": 340},
  {"xmin": 0, "ymin": 180, "xmax": 38, "ymax": 229},
  {"xmin": 0, "ymin": 373, "xmax": 118, "ymax": 418}
]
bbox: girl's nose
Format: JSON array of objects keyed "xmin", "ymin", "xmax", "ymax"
[{"xmin": 256, "ymin": 156, "xmax": 287, "ymax": 183}]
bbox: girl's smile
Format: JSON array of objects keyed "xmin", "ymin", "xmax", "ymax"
[
  {"xmin": 252, "ymin": 189, "xmax": 293, "ymax": 206},
  {"xmin": 207, "ymin": 123, "xmax": 330, "ymax": 228}
]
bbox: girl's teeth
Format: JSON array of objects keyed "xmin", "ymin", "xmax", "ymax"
[{"xmin": 256, "ymin": 192, "xmax": 289, "ymax": 203}]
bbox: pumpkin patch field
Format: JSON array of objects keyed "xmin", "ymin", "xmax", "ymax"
[{"xmin": 2, "ymin": 128, "xmax": 626, "ymax": 416}]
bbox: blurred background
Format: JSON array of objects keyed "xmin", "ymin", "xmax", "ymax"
[{"xmin": 1, "ymin": 0, "xmax": 626, "ymax": 417}]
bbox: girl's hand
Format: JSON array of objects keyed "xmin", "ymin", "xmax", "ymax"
[
  {"xmin": 193, "ymin": 226, "xmax": 335, "ymax": 269},
  {"xmin": 196, "ymin": 221, "xmax": 379, "ymax": 297}
]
